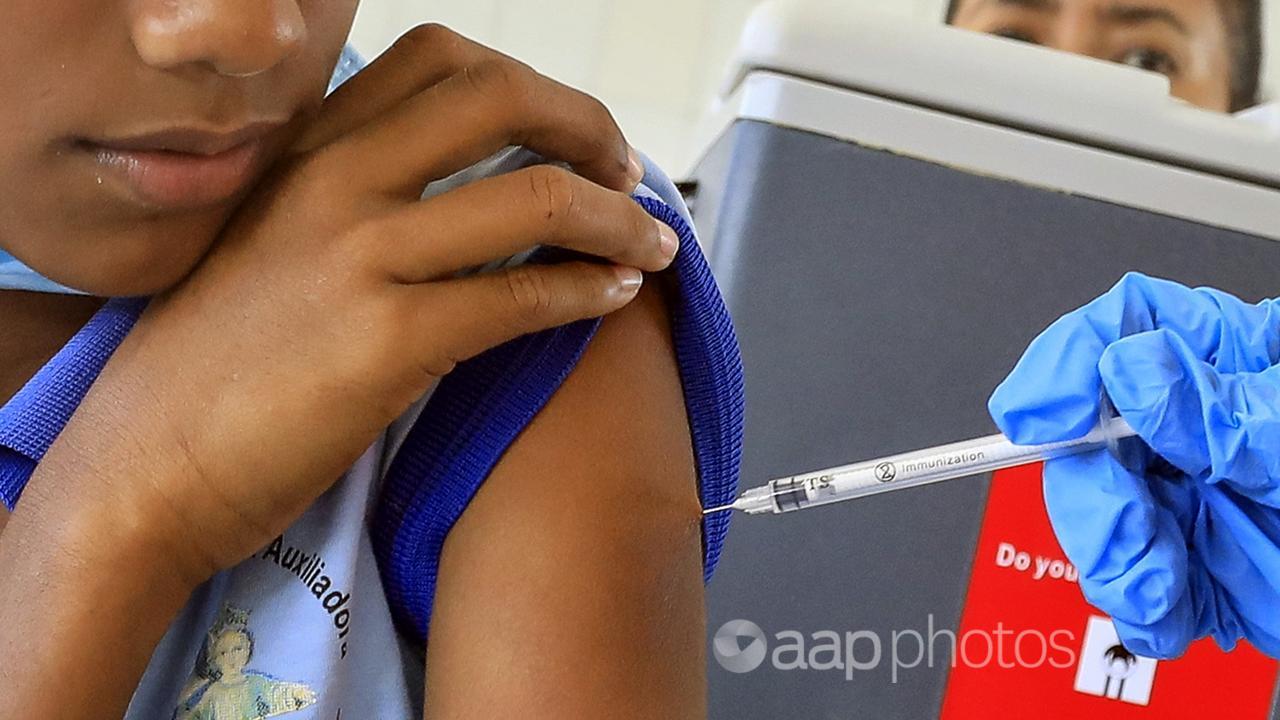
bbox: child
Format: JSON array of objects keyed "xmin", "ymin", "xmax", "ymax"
[{"xmin": 0, "ymin": 9, "xmax": 742, "ymax": 719}]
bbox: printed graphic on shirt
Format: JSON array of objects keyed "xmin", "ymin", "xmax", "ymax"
[
  {"xmin": 172, "ymin": 603, "xmax": 318, "ymax": 720},
  {"xmin": 256, "ymin": 532, "xmax": 356, "ymax": 658}
]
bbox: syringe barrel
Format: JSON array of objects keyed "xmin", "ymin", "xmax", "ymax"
[{"xmin": 762, "ymin": 418, "xmax": 1134, "ymax": 514}]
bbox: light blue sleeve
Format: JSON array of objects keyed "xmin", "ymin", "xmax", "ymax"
[
  {"xmin": 327, "ymin": 44, "xmax": 367, "ymax": 96},
  {"xmin": 634, "ymin": 153, "xmax": 694, "ymax": 228},
  {"xmin": 325, "ymin": 41, "xmax": 690, "ymax": 225}
]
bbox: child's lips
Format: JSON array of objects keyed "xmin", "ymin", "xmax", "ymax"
[{"xmin": 76, "ymin": 137, "xmax": 269, "ymax": 211}]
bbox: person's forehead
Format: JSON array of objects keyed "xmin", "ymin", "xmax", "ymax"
[{"xmin": 965, "ymin": 0, "xmax": 1221, "ymax": 25}]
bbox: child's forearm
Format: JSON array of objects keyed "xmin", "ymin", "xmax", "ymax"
[{"xmin": 0, "ymin": 457, "xmax": 197, "ymax": 719}]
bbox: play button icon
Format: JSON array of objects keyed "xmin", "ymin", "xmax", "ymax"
[{"xmin": 713, "ymin": 619, "xmax": 768, "ymax": 674}]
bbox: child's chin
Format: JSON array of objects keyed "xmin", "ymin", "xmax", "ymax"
[
  {"xmin": 16, "ymin": 212, "xmax": 225, "ymax": 296},
  {"xmin": 34, "ymin": 251, "xmax": 205, "ymax": 298},
  {"xmin": 87, "ymin": 268, "xmax": 197, "ymax": 297},
  {"xmin": 74, "ymin": 226, "xmax": 221, "ymax": 296}
]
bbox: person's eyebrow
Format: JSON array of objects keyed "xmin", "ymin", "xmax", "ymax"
[
  {"xmin": 983, "ymin": 0, "xmax": 1060, "ymax": 10},
  {"xmin": 1103, "ymin": 3, "xmax": 1190, "ymax": 36}
]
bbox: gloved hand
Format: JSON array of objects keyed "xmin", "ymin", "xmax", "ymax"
[{"xmin": 988, "ymin": 271, "xmax": 1280, "ymax": 659}]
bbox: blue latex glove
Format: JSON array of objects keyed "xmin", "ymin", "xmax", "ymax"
[{"xmin": 988, "ymin": 271, "xmax": 1280, "ymax": 659}]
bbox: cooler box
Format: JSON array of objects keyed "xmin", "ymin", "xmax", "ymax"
[{"xmin": 690, "ymin": 2, "xmax": 1280, "ymax": 718}]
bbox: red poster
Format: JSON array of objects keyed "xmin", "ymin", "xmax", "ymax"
[{"xmin": 940, "ymin": 463, "xmax": 1278, "ymax": 718}]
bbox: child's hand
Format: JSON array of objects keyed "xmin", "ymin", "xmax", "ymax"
[{"xmin": 34, "ymin": 26, "xmax": 677, "ymax": 583}]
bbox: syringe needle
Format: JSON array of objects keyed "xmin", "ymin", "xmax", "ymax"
[{"xmin": 701, "ymin": 503, "xmax": 737, "ymax": 515}]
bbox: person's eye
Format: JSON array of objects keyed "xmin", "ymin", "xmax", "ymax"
[
  {"xmin": 1117, "ymin": 47, "xmax": 1179, "ymax": 76},
  {"xmin": 991, "ymin": 27, "xmax": 1040, "ymax": 44}
]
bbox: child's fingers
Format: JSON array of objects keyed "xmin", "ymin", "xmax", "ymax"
[
  {"xmin": 324, "ymin": 54, "xmax": 638, "ymax": 198},
  {"xmin": 289, "ymin": 24, "xmax": 491, "ymax": 156},
  {"xmin": 363, "ymin": 166, "xmax": 675, "ymax": 283},
  {"xmin": 401, "ymin": 261, "xmax": 643, "ymax": 377}
]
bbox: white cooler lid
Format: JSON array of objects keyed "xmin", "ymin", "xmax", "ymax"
[{"xmin": 714, "ymin": 0, "xmax": 1280, "ymax": 190}]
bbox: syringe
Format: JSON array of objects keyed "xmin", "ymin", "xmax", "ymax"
[{"xmin": 703, "ymin": 415, "xmax": 1139, "ymax": 516}]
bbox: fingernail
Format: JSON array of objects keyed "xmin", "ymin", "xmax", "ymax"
[
  {"xmin": 658, "ymin": 222, "xmax": 679, "ymax": 260},
  {"xmin": 626, "ymin": 146, "xmax": 645, "ymax": 187},
  {"xmin": 615, "ymin": 266, "xmax": 644, "ymax": 294}
]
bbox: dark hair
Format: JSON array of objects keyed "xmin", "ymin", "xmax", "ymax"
[
  {"xmin": 943, "ymin": 0, "xmax": 1263, "ymax": 111},
  {"xmin": 1220, "ymin": 0, "xmax": 1265, "ymax": 110}
]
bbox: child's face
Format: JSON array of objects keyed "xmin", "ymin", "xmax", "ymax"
[
  {"xmin": 0, "ymin": 0, "xmax": 360, "ymax": 296},
  {"xmin": 212, "ymin": 630, "xmax": 252, "ymax": 676}
]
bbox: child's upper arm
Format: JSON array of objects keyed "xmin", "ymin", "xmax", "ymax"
[
  {"xmin": 370, "ymin": 162, "xmax": 744, "ymax": 702},
  {"xmin": 0, "ymin": 506, "xmax": 7, "ymax": 537},
  {"xmin": 421, "ymin": 278, "xmax": 706, "ymax": 717}
]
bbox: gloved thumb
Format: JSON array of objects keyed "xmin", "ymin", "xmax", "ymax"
[
  {"xmin": 1043, "ymin": 449, "xmax": 1189, "ymax": 628},
  {"xmin": 1100, "ymin": 328, "xmax": 1280, "ymax": 506}
]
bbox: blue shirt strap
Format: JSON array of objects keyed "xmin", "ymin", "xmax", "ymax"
[{"xmin": 0, "ymin": 297, "xmax": 148, "ymax": 509}]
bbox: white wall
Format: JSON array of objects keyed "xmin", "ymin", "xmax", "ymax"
[
  {"xmin": 348, "ymin": 0, "xmax": 769, "ymax": 175},
  {"xmin": 348, "ymin": 0, "xmax": 1277, "ymax": 177}
]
